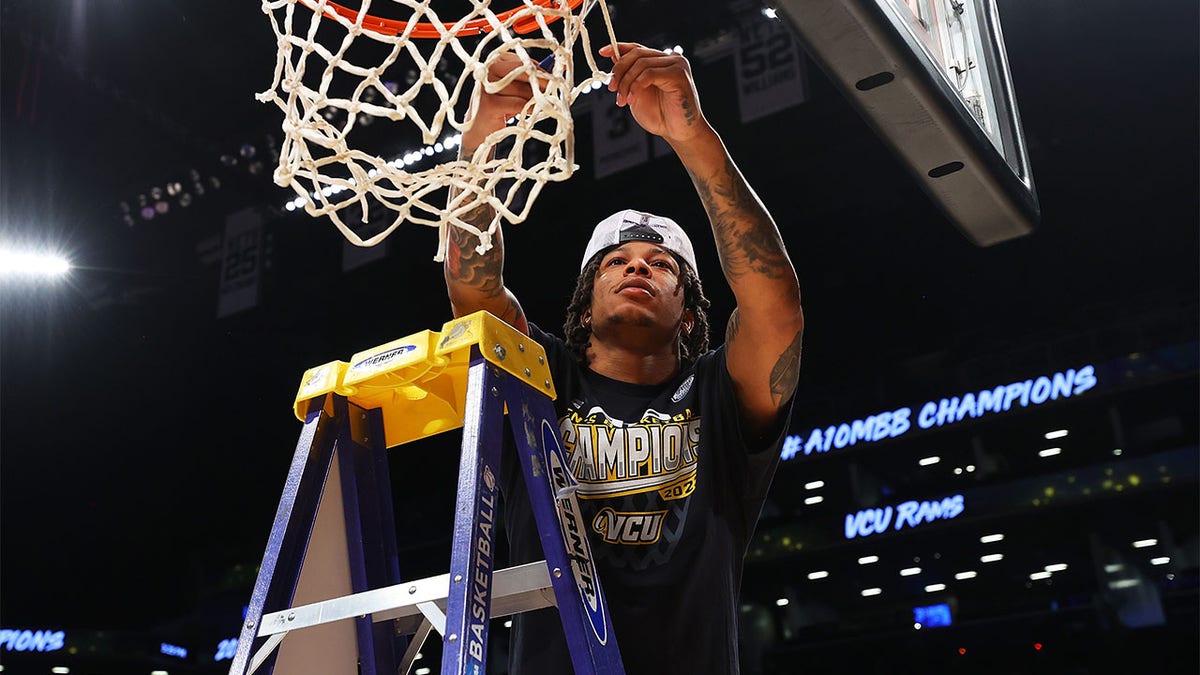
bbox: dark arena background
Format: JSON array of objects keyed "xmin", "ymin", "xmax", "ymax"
[{"xmin": 1, "ymin": 0, "xmax": 1196, "ymax": 673}]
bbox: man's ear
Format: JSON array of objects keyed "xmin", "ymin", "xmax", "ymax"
[{"xmin": 682, "ymin": 309, "xmax": 695, "ymax": 335}]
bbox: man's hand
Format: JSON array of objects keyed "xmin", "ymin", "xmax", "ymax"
[
  {"xmin": 462, "ymin": 52, "xmax": 539, "ymax": 151},
  {"xmin": 601, "ymin": 42, "xmax": 712, "ymax": 145}
]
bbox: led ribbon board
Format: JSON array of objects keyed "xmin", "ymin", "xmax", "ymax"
[
  {"xmin": 845, "ymin": 494, "xmax": 964, "ymax": 539},
  {"xmin": 782, "ymin": 365, "xmax": 1097, "ymax": 460},
  {"xmin": 0, "ymin": 629, "xmax": 66, "ymax": 652}
]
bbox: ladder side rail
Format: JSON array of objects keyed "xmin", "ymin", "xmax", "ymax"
[
  {"xmin": 228, "ymin": 401, "xmax": 343, "ymax": 675},
  {"xmin": 441, "ymin": 353, "xmax": 507, "ymax": 675},
  {"xmin": 335, "ymin": 403, "xmax": 405, "ymax": 674},
  {"xmin": 364, "ymin": 403, "xmax": 408, "ymax": 663},
  {"xmin": 502, "ymin": 376, "xmax": 627, "ymax": 674}
]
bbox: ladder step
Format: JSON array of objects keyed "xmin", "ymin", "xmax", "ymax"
[{"xmin": 256, "ymin": 561, "xmax": 556, "ymax": 638}]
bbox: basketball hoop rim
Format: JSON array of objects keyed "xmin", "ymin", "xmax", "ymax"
[{"xmin": 298, "ymin": 0, "xmax": 587, "ymax": 38}]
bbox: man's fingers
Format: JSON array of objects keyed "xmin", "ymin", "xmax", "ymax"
[
  {"xmin": 599, "ymin": 41, "xmax": 652, "ymax": 59},
  {"xmin": 492, "ymin": 81, "xmax": 534, "ymax": 100},
  {"xmin": 605, "ymin": 45, "xmax": 662, "ymax": 87},
  {"xmin": 613, "ymin": 56, "xmax": 683, "ymax": 102}
]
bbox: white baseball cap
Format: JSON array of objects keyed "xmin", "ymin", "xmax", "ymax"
[{"xmin": 580, "ymin": 209, "xmax": 697, "ymax": 273}]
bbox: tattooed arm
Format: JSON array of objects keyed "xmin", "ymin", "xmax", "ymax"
[
  {"xmin": 603, "ymin": 42, "xmax": 804, "ymax": 438},
  {"xmin": 443, "ymin": 53, "xmax": 531, "ymax": 334}
]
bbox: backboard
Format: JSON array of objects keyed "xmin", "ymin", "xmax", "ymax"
[{"xmin": 776, "ymin": 0, "xmax": 1038, "ymax": 246}]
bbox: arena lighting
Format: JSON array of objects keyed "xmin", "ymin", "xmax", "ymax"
[
  {"xmin": 775, "ymin": 598, "xmax": 790, "ymax": 607},
  {"xmin": 981, "ymin": 553, "xmax": 1004, "ymax": 563},
  {"xmin": 925, "ymin": 583, "xmax": 946, "ymax": 592},
  {"xmin": 0, "ymin": 249, "xmax": 71, "ymax": 278},
  {"xmin": 283, "ymin": 134, "xmax": 465, "ymax": 212},
  {"xmin": 1150, "ymin": 557, "xmax": 1171, "ymax": 566},
  {"xmin": 51, "ymin": 669, "xmax": 69, "ymax": 674},
  {"xmin": 1108, "ymin": 579, "xmax": 1139, "ymax": 590},
  {"xmin": 954, "ymin": 467, "xmax": 963, "ymax": 475},
  {"xmin": 504, "ymin": 620, "xmax": 512, "ymax": 628},
  {"xmin": 858, "ymin": 555, "xmax": 880, "ymax": 565},
  {"xmin": 913, "ymin": 622, "xmax": 922, "ymax": 630},
  {"xmin": 808, "ymin": 570, "xmax": 830, "ymax": 580},
  {"xmin": 1132, "ymin": 538, "xmax": 1158, "ymax": 548},
  {"xmin": 1045, "ymin": 429, "xmax": 1069, "ymax": 440},
  {"xmin": 416, "ymin": 668, "xmax": 432, "ymax": 675},
  {"xmin": 899, "ymin": 567, "xmax": 921, "ymax": 576},
  {"xmin": 861, "ymin": 587, "xmax": 883, "ymax": 597},
  {"xmin": 980, "ymin": 533, "xmax": 1005, "ymax": 543},
  {"xmin": 762, "ymin": 6, "xmax": 779, "ymax": 19},
  {"xmin": 966, "ymin": 464, "xmax": 975, "ymax": 472},
  {"xmin": 955, "ymin": 570, "xmax": 978, "ymax": 580},
  {"xmin": 151, "ymin": 671, "xmax": 169, "ymax": 675},
  {"xmin": 1029, "ymin": 571, "xmax": 1051, "ymax": 580},
  {"xmin": 804, "ymin": 480, "xmax": 825, "ymax": 490},
  {"xmin": 804, "ymin": 495, "xmax": 824, "ymax": 505},
  {"xmin": 1104, "ymin": 564, "xmax": 1123, "ymax": 573},
  {"xmin": 1038, "ymin": 447, "xmax": 1062, "ymax": 458},
  {"xmin": 918, "ymin": 456, "xmax": 940, "ymax": 466},
  {"xmin": 1044, "ymin": 563, "xmax": 1068, "ymax": 572}
]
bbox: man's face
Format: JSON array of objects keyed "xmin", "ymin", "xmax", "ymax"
[{"xmin": 588, "ymin": 242, "xmax": 690, "ymax": 339}]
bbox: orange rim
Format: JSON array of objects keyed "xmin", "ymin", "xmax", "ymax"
[{"xmin": 300, "ymin": 0, "xmax": 586, "ymax": 38}]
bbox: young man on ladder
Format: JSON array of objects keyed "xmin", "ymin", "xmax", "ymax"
[{"xmin": 444, "ymin": 42, "xmax": 805, "ymax": 673}]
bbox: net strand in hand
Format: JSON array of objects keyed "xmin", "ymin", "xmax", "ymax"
[{"xmin": 258, "ymin": 0, "xmax": 618, "ymax": 260}]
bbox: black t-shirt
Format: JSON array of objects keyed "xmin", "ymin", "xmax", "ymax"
[{"xmin": 501, "ymin": 323, "xmax": 790, "ymax": 674}]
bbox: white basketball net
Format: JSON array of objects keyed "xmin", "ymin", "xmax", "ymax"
[{"xmin": 258, "ymin": 0, "xmax": 618, "ymax": 259}]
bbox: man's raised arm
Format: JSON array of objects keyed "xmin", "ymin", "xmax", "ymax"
[
  {"xmin": 602, "ymin": 42, "xmax": 805, "ymax": 438},
  {"xmin": 443, "ymin": 54, "xmax": 532, "ymax": 334}
]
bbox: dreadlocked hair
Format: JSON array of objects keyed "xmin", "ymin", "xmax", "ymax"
[{"xmin": 563, "ymin": 251, "xmax": 712, "ymax": 368}]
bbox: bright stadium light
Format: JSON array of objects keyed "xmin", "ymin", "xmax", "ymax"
[{"xmin": 0, "ymin": 248, "xmax": 71, "ymax": 278}]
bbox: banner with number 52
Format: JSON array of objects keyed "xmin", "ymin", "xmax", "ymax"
[{"xmin": 735, "ymin": 18, "xmax": 810, "ymax": 123}]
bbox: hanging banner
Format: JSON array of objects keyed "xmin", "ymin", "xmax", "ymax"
[
  {"xmin": 217, "ymin": 209, "xmax": 262, "ymax": 318},
  {"xmin": 735, "ymin": 17, "xmax": 809, "ymax": 123},
  {"xmin": 342, "ymin": 239, "xmax": 387, "ymax": 273},
  {"xmin": 592, "ymin": 90, "xmax": 649, "ymax": 179}
]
